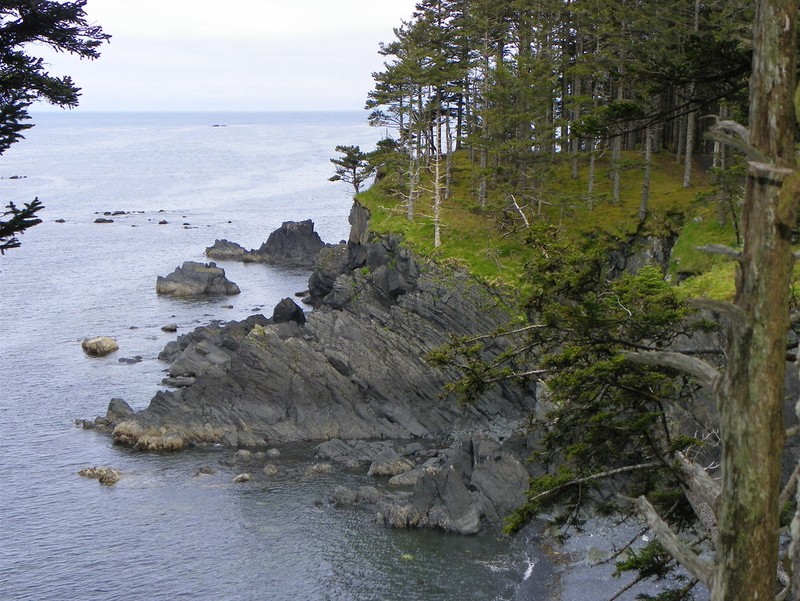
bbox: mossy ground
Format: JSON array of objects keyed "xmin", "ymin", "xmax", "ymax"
[{"xmin": 358, "ymin": 149, "xmax": 751, "ymax": 300}]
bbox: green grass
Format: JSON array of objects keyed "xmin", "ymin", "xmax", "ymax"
[{"xmin": 359, "ymin": 149, "xmax": 733, "ymax": 297}]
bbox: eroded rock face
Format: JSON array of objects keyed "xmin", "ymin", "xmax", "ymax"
[
  {"xmin": 156, "ymin": 261, "xmax": 240, "ymax": 296},
  {"xmin": 205, "ymin": 220, "xmax": 326, "ymax": 269},
  {"xmin": 272, "ymin": 297, "xmax": 305, "ymax": 325},
  {"xmin": 110, "ymin": 203, "xmax": 537, "ymax": 454}
]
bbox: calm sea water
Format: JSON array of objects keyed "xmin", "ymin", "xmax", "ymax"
[{"xmin": 0, "ymin": 112, "xmax": 534, "ymax": 601}]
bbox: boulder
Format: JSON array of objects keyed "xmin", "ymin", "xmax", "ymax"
[
  {"xmin": 81, "ymin": 336, "xmax": 119, "ymax": 357},
  {"xmin": 156, "ymin": 261, "xmax": 240, "ymax": 297},
  {"xmin": 161, "ymin": 376, "xmax": 196, "ymax": 388},
  {"xmin": 161, "ymin": 323, "xmax": 178, "ymax": 332},
  {"xmin": 272, "ymin": 297, "xmax": 306, "ymax": 325},
  {"xmin": 233, "ymin": 473, "xmax": 251, "ymax": 483},
  {"xmin": 366, "ymin": 448, "xmax": 414, "ymax": 477},
  {"xmin": 378, "ymin": 469, "xmax": 482, "ymax": 535}
]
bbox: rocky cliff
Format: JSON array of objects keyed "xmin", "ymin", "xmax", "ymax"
[{"xmin": 107, "ymin": 202, "xmax": 538, "ymax": 454}]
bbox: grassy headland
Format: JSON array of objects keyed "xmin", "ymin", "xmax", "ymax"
[{"xmin": 357, "ymin": 149, "xmax": 747, "ymax": 301}]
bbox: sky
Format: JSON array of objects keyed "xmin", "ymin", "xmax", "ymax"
[{"xmin": 34, "ymin": 0, "xmax": 419, "ymax": 112}]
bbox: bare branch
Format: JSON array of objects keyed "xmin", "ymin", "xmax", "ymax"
[
  {"xmin": 687, "ymin": 298, "xmax": 746, "ymax": 325},
  {"xmin": 485, "ymin": 369, "xmax": 548, "ymax": 384},
  {"xmin": 509, "ymin": 194, "xmax": 531, "ymax": 228},
  {"xmin": 621, "ymin": 495, "xmax": 716, "ymax": 589},
  {"xmin": 526, "ymin": 462, "xmax": 663, "ymax": 505},
  {"xmin": 453, "ymin": 323, "xmax": 548, "ymax": 345},
  {"xmin": 623, "ymin": 350, "xmax": 721, "ymax": 392},
  {"xmin": 705, "ymin": 120, "xmax": 769, "ymax": 163},
  {"xmin": 696, "ymin": 244, "xmax": 742, "ymax": 260},
  {"xmin": 778, "ymin": 461, "xmax": 799, "ymax": 508},
  {"xmin": 675, "ymin": 452, "xmax": 720, "ymax": 544}
]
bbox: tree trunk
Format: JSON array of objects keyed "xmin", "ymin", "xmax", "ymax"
[
  {"xmin": 683, "ymin": 93, "xmax": 696, "ymax": 188},
  {"xmin": 433, "ymin": 96, "xmax": 443, "ymax": 248},
  {"xmin": 712, "ymin": 2, "xmax": 797, "ymax": 600},
  {"xmin": 611, "ymin": 76, "xmax": 624, "ymax": 203},
  {"xmin": 587, "ymin": 137, "xmax": 597, "ymax": 210},
  {"xmin": 640, "ymin": 124, "xmax": 652, "ymax": 221},
  {"xmin": 675, "ymin": 100, "xmax": 685, "ymax": 164},
  {"xmin": 445, "ymin": 107, "xmax": 453, "ymax": 201}
]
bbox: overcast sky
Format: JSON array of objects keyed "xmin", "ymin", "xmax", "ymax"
[{"xmin": 34, "ymin": 0, "xmax": 419, "ymax": 112}]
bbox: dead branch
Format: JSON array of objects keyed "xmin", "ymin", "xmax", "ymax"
[
  {"xmin": 509, "ymin": 194, "xmax": 531, "ymax": 228},
  {"xmin": 622, "ymin": 350, "xmax": 721, "ymax": 393},
  {"xmin": 696, "ymin": 244, "xmax": 742, "ymax": 260},
  {"xmin": 687, "ymin": 298, "xmax": 747, "ymax": 326},
  {"xmin": 778, "ymin": 461, "xmax": 799, "ymax": 508},
  {"xmin": 705, "ymin": 120, "xmax": 769, "ymax": 163},
  {"xmin": 525, "ymin": 461, "xmax": 663, "ymax": 506},
  {"xmin": 621, "ymin": 495, "xmax": 716, "ymax": 589},
  {"xmin": 675, "ymin": 452, "xmax": 720, "ymax": 545}
]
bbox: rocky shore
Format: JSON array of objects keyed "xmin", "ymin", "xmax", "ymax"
[{"xmin": 88, "ymin": 202, "xmax": 542, "ymax": 535}]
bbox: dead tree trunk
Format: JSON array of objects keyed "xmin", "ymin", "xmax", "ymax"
[
  {"xmin": 626, "ymin": 2, "xmax": 798, "ymax": 599},
  {"xmin": 712, "ymin": 2, "xmax": 798, "ymax": 598}
]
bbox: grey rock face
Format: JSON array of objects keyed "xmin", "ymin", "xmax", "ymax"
[
  {"xmin": 249, "ymin": 219, "xmax": 325, "ymax": 267},
  {"xmin": 205, "ymin": 220, "xmax": 326, "ymax": 269},
  {"xmin": 112, "ymin": 201, "xmax": 537, "ymax": 459},
  {"xmin": 272, "ymin": 297, "xmax": 306, "ymax": 324},
  {"xmin": 204, "ymin": 239, "xmax": 249, "ymax": 260},
  {"xmin": 156, "ymin": 261, "xmax": 240, "ymax": 296}
]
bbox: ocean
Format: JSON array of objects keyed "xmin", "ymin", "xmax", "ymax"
[{"xmin": 0, "ymin": 111, "xmax": 534, "ymax": 601}]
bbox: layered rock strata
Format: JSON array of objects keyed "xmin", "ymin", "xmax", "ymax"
[{"xmin": 105, "ymin": 203, "xmax": 537, "ymax": 453}]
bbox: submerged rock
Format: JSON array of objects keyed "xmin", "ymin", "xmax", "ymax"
[
  {"xmin": 81, "ymin": 336, "xmax": 119, "ymax": 357},
  {"xmin": 156, "ymin": 261, "xmax": 240, "ymax": 297},
  {"xmin": 78, "ymin": 466, "xmax": 121, "ymax": 485}
]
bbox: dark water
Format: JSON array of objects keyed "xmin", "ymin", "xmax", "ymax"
[{"xmin": 0, "ymin": 112, "xmax": 534, "ymax": 600}]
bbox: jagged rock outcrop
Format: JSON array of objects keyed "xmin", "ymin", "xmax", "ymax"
[
  {"xmin": 272, "ymin": 297, "xmax": 306, "ymax": 324},
  {"xmin": 108, "ymin": 202, "xmax": 537, "ymax": 453},
  {"xmin": 360, "ymin": 433, "xmax": 536, "ymax": 534},
  {"xmin": 205, "ymin": 219, "xmax": 326, "ymax": 268},
  {"xmin": 156, "ymin": 261, "xmax": 240, "ymax": 296}
]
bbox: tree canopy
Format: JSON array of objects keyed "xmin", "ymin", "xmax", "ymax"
[
  {"xmin": 0, "ymin": 0, "xmax": 109, "ymax": 251},
  {"xmin": 352, "ymin": 1, "xmax": 799, "ymax": 599}
]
